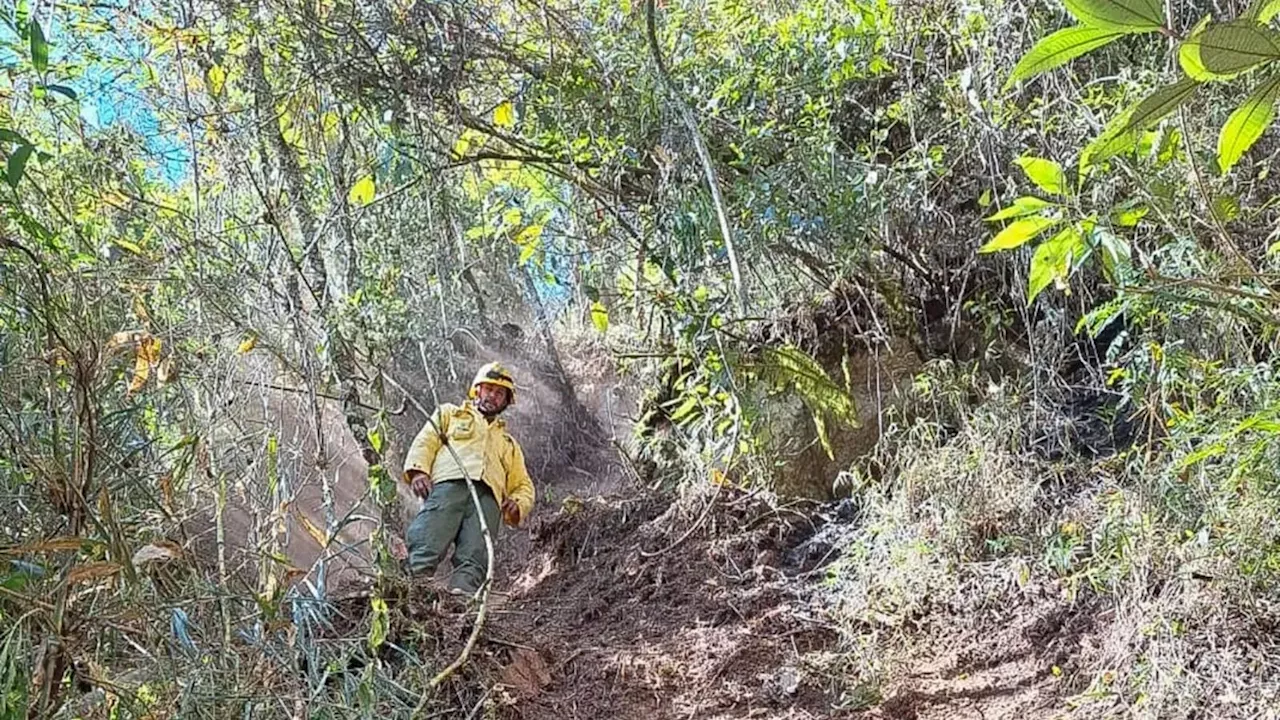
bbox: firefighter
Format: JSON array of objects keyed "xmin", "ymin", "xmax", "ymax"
[{"xmin": 402, "ymin": 362, "xmax": 535, "ymax": 597}]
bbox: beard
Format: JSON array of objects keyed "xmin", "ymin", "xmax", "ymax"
[{"xmin": 475, "ymin": 394, "xmax": 509, "ymax": 417}]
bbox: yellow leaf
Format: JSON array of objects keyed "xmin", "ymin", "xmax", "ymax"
[
  {"xmin": 128, "ymin": 336, "xmax": 160, "ymax": 395},
  {"xmin": 591, "ymin": 301, "xmax": 609, "ymax": 333},
  {"xmin": 349, "ymin": 174, "xmax": 375, "ymax": 206},
  {"xmin": 515, "ymin": 224, "xmax": 543, "ymax": 245},
  {"xmin": 503, "ymin": 208, "xmax": 523, "ymax": 227},
  {"xmin": 494, "ymin": 100, "xmax": 515, "ymax": 128},
  {"xmin": 237, "ymin": 335, "xmax": 258, "ymax": 354},
  {"xmin": 139, "ymin": 336, "xmax": 161, "ymax": 364},
  {"xmin": 322, "ymin": 110, "xmax": 340, "ymax": 137},
  {"xmin": 207, "ymin": 64, "xmax": 226, "ymax": 97}
]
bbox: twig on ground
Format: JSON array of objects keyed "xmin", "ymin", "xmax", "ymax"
[
  {"xmin": 464, "ymin": 685, "xmax": 495, "ymax": 720},
  {"xmin": 639, "ymin": 481, "xmax": 723, "ymax": 558}
]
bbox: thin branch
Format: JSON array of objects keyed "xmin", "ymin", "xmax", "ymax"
[{"xmin": 644, "ymin": 0, "xmax": 746, "ymax": 314}]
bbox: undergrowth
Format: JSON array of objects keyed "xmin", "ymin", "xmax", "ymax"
[{"xmin": 812, "ymin": 354, "xmax": 1280, "ymax": 717}]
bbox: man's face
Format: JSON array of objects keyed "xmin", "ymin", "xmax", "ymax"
[{"xmin": 475, "ymin": 383, "xmax": 511, "ymax": 415}]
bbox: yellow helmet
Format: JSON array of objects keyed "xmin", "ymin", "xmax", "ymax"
[{"xmin": 468, "ymin": 362, "xmax": 517, "ymax": 404}]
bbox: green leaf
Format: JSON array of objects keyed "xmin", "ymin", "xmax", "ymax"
[
  {"xmin": 978, "ymin": 215, "xmax": 1061, "ymax": 253},
  {"xmin": 29, "ymin": 18, "xmax": 46, "ymax": 73},
  {"xmin": 1218, "ymin": 73, "xmax": 1280, "ymax": 173},
  {"xmin": 0, "ymin": 129, "xmax": 31, "ymax": 146},
  {"xmin": 15, "ymin": 0, "xmax": 29, "ymax": 39},
  {"xmin": 1246, "ymin": 0, "xmax": 1280, "ymax": 24},
  {"xmin": 348, "ymin": 174, "xmax": 375, "ymax": 206},
  {"xmin": 1112, "ymin": 205, "xmax": 1149, "ymax": 226},
  {"xmin": 985, "ymin": 196, "xmax": 1056, "ymax": 221},
  {"xmin": 1062, "ymin": 0, "xmax": 1165, "ymax": 32},
  {"xmin": 1179, "ymin": 22, "xmax": 1280, "ymax": 81},
  {"xmin": 6, "ymin": 144, "xmax": 32, "ymax": 187},
  {"xmin": 45, "ymin": 84, "xmax": 75, "ymax": 101},
  {"xmin": 113, "ymin": 238, "xmax": 143, "ymax": 255},
  {"xmin": 1082, "ymin": 78, "xmax": 1200, "ymax": 168},
  {"xmin": 1005, "ymin": 26, "xmax": 1125, "ymax": 89},
  {"xmin": 368, "ymin": 597, "xmax": 388, "ymax": 651},
  {"xmin": 667, "ymin": 394, "xmax": 699, "ymax": 422},
  {"xmin": 590, "ymin": 301, "xmax": 609, "ymax": 333},
  {"xmin": 1027, "ymin": 225, "xmax": 1087, "ymax": 303},
  {"xmin": 1178, "ymin": 16, "xmax": 1214, "ymax": 80},
  {"xmin": 1014, "ymin": 156, "xmax": 1069, "ymax": 196},
  {"xmin": 1213, "ymin": 194, "xmax": 1241, "ymax": 222}
]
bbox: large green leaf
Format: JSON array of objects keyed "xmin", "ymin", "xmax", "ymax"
[
  {"xmin": 1246, "ymin": 0, "xmax": 1280, "ymax": 24},
  {"xmin": 1014, "ymin": 156, "xmax": 1069, "ymax": 196},
  {"xmin": 1081, "ymin": 77, "xmax": 1200, "ymax": 168},
  {"xmin": 1179, "ymin": 22, "xmax": 1280, "ymax": 81},
  {"xmin": 979, "ymin": 215, "xmax": 1061, "ymax": 253},
  {"xmin": 6, "ymin": 144, "xmax": 32, "ymax": 188},
  {"xmin": 985, "ymin": 196, "xmax": 1056, "ymax": 221},
  {"xmin": 1178, "ymin": 16, "xmax": 1214, "ymax": 80},
  {"xmin": 29, "ymin": 19, "xmax": 46, "ymax": 74},
  {"xmin": 1062, "ymin": 0, "xmax": 1165, "ymax": 32},
  {"xmin": 1218, "ymin": 73, "xmax": 1280, "ymax": 173},
  {"xmin": 1027, "ymin": 225, "xmax": 1087, "ymax": 303},
  {"xmin": 1005, "ymin": 26, "xmax": 1125, "ymax": 88}
]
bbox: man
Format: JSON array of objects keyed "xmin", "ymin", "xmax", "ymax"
[{"xmin": 402, "ymin": 362, "xmax": 535, "ymax": 598}]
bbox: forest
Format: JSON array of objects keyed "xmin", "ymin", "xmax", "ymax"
[{"xmin": 3, "ymin": 0, "xmax": 1280, "ymax": 717}]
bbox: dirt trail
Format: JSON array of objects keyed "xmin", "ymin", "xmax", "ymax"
[{"xmin": 332, "ymin": 336, "xmax": 1083, "ymax": 719}]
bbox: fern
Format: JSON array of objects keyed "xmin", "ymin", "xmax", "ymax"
[{"xmin": 760, "ymin": 345, "xmax": 860, "ymax": 460}]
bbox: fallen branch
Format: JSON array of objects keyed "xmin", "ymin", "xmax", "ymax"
[{"xmin": 399, "ymin": 405, "xmax": 496, "ymax": 701}]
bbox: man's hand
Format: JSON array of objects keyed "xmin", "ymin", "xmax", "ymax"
[
  {"xmin": 409, "ymin": 470, "xmax": 433, "ymax": 499},
  {"xmin": 501, "ymin": 498, "xmax": 521, "ymax": 526}
]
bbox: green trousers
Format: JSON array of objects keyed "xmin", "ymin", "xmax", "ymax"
[{"xmin": 405, "ymin": 479, "xmax": 500, "ymax": 594}]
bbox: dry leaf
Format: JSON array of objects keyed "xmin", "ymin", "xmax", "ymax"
[
  {"xmin": 157, "ymin": 355, "xmax": 178, "ymax": 384},
  {"xmin": 158, "ymin": 474, "xmax": 175, "ymax": 509},
  {"xmin": 131, "ymin": 541, "xmax": 183, "ymax": 566},
  {"xmin": 297, "ymin": 514, "xmax": 329, "ymax": 548},
  {"xmin": 127, "ymin": 336, "xmax": 161, "ymax": 395},
  {"xmin": 282, "ymin": 566, "xmax": 307, "ymax": 586},
  {"xmin": 67, "ymin": 562, "xmax": 122, "ymax": 585},
  {"xmin": 499, "ymin": 648, "xmax": 551, "ymax": 700},
  {"xmin": 106, "ymin": 330, "xmax": 146, "ymax": 353},
  {"xmin": 0, "ymin": 536, "xmax": 87, "ymax": 555}
]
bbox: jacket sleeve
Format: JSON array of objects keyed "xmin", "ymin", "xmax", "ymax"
[
  {"xmin": 503, "ymin": 438, "xmax": 535, "ymax": 523},
  {"xmin": 402, "ymin": 405, "xmax": 451, "ymax": 483}
]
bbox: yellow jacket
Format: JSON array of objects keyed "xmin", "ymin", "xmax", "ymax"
[{"xmin": 402, "ymin": 402, "xmax": 535, "ymax": 523}]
